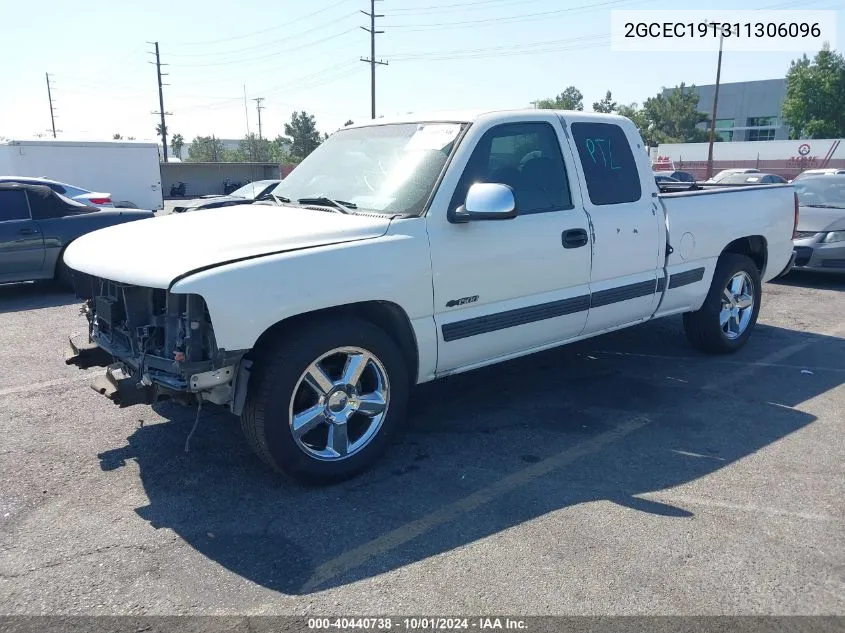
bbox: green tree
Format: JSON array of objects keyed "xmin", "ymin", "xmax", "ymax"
[
  {"xmin": 535, "ymin": 86, "xmax": 584, "ymax": 111},
  {"xmin": 186, "ymin": 136, "xmax": 225, "ymax": 162},
  {"xmin": 782, "ymin": 44, "xmax": 845, "ymax": 139},
  {"xmin": 155, "ymin": 122, "xmax": 167, "ymax": 138},
  {"xmin": 170, "ymin": 133, "xmax": 185, "ymax": 159},
  {"xmin": 283, "ymin": 111, "xmax": 323, "ymax": 162},
  {"xmin": 222, "ymin": 148, "xmax": 245, "ymax": 162},
  {"xmin": 592, "ymin": 90, "xmax": 618, "ymax": 113},
  {"xmin": 269, "ymin": 136, "xmax": 293, "ymax": 163},
  {"xmin": 112, "ymin": 133, "xmax": 123, "ymax": 140},
  {"xmin": 615, "ymin": 103, "xmax": 657, "ymax": 145},
  {"xmin": 344, "ymin": 119, "xmax": 354, "ymax": 126},
  {"xmin": 238, "ymin": 133, "xmax": 271, "ymax": 162},
  {"xmin": 641, "ymin": 83, "xmax": 710, "ymax": 144}
]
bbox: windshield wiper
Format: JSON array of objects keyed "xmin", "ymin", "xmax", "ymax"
[
  {"xmin": 270, "ymin": 194, "xmax": 291, "ymax": 206},
  {"xmin": 297, "ymin": 196, "xmax": 357, "ymax": 213},
  {"xmin": 803, "ymin": 203, "xmax": 845, "ymax": 208}
]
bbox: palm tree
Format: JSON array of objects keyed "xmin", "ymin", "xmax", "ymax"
[
  {"xmin": 170, "ymin": 133, "xmax": 184, "ymax": 159},
  {"xmin": 155, "ymin": 123, "xmax": 167, "ymax": 138}
]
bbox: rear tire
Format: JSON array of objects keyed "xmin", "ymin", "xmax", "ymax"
[
  {"xmin": 241, "ymin": 317, "xmax": 410, "ymax": 484},
  {"xmin": 682, "ymin": 253, "xmax": 762, "ymax": 354}
]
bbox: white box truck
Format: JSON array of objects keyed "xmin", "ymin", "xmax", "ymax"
[{"xmin": 0, "ymin": 139, "xmax": 163, "ymax": 210}]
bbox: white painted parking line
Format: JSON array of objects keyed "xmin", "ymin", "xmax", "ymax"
[
  {"xmin": 0, "ymin": 371, "xmax": 102, "ymax": 398},
  {"xmin": 636, "ymin": 493, "xmax": 837, "ymax": 522},
  {"xmin": 593, "ymin": 350, "xmax": 845, "ymax": 374}
]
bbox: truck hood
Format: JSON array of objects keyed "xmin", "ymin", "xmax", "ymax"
[
  {"xmin": 64, "ymin": 204, "xmax": 392, "ymax": 288},
  {"xmin": 797, "ymin": 205, "xmax": 845, "ymax": 232}
]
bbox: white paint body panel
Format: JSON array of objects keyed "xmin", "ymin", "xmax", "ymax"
[
  {"xmin": 67, "ymin": 109, "xmax": 797, "ymax": 387},
  {"xmin": 64, "ymin": 204, "xmax": 392, "ymax": 289}
]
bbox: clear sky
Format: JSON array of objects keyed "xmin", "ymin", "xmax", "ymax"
[{"xmin": 1, "ymin": 0, "xmax": 841, "ymax": 144}]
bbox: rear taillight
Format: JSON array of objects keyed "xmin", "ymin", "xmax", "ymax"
[
  {"xmin": 792, "ymin": 191, "xmax": 799, "ymax": 239},
  {"xmin": 89, "ymin": 197, "xmax": 112, "ymax": 205}
]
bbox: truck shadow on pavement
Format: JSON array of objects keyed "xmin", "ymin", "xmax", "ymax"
[
  {"xmin": 773, "ymin": 270, "xmax": 845, "ymax": 292},
  {"xmin": 97, "ymin": 316, "xmax": 845, "ymax": 595}
]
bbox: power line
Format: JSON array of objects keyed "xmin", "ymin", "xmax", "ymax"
[
  {"xmin": 382, "ymin": 0, "xmax": 652, "ymax": 29},
  {"xmin": 169, "ymin": 28, "xmax": 358, "ymax": 68},
  {"xmin": 170, "ymin": 0, "xmax": 354, "ymax": 47},
  {"xmin": 45, "ymin": 72, "xmax": 57, "ymax": 139},
  {"xmin": 361, "ymin": 0, "xmax": 387, "ymax": 119},
  {"xmin": 389, "ymin": 0, "xmax": 547, "ymax": 14},
  {"xmin": 166, "ymin": 12, "xmax": 359, "ymax": 59}
]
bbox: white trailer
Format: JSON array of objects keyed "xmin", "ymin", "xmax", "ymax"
[{"xmin": 0, "ymin": 139, "xmax": 163, "ymax": 210}]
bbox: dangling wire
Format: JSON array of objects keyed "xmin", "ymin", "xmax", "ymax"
[{"xmin": 184, "ymin": 398, "xmax": 203, "ymax": 454}]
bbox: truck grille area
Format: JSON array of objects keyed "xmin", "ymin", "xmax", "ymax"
[{"xmin": 71, "ymin": 272, "xmax": 230, "ymax": 391}]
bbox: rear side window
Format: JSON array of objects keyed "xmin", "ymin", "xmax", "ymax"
[
  {"xmin": 570, "ymin": 122, "xmax": 642, "ymax": 205},
  {"xmin": 0, "ymin": 190, "xmax": 31, "ymax": 221}
]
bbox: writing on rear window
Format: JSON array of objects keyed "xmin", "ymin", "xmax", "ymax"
[
  {"xmin": 570, "ymin": 122, "xmax": 642, "ymax": 206},
  {"xmin": 584, "ymin": 137, "xmax": 622, "ymax": 170}
]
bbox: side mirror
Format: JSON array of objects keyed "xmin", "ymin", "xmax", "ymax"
[{"xmin": 449, "ymin": 182, "xmax": 517, "ymax": 224}]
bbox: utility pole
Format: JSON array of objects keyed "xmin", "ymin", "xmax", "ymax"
[
  {"xmin": 149, "ymin": 41, "xmax": 171, "ymax": 162},
  {"xmin": 45, "ymin": 72, "xmax": 57, "ymax": 138},
  {"xmin": 253, "ymin": 97, "xmax": 265, "ymax": 139},
  {"xmin": 243, "ymin": 85, "xmax": 251, "ymax": 135},
  {"xmin": 706, "ymin": 26, "xmax": 724, "ymax": 180},
  {"xmin": 360, "ymin": 0, "xmax": 388, "ymax": 119}
]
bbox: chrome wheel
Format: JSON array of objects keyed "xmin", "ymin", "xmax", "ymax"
[
  {"xmin": 720, "ymin": 271, "xmax": 755, "ymax": 340},
  {"xmin": 288, "ymin": 346, "xmax": 390, "ymax": 461}
]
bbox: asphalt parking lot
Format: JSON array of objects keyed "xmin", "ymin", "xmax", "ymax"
[{"xmin": 0, "ymin": 273, "xmax": 843, "ymax": 615}]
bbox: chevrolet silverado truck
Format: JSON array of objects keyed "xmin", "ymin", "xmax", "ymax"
[{"xmin": 64, "ymin": 109, "xmax": 799, "ymax": 483}]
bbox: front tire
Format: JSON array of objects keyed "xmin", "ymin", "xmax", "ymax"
[
  {"xmin": 682, "ymin": 253, "xmax": 762, "ymax": 354},
  {"xmin": 241, "ymin": 317, "xmax": 410, "ymax": 483}
]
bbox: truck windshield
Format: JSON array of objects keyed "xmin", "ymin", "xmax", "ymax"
[{"xmin": 270, "ymin": 122, "xmax": 466, "ymax": 215}]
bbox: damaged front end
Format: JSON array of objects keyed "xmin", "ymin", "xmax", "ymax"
[{"xmin": 66, "ymin": 273, "xmax": 251, "ymax": 413}]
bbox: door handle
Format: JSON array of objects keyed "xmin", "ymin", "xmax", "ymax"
[
  {"xmin": 562, "ymin": 228, "xmax": 588, "ymax": 249},
  {"xmin": 19, "ymin": 228, "xmax": 38, "ymax": 236}
]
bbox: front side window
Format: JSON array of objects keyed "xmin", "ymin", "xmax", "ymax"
[
  {"xmin": 0, "ymin": 190, "xmax": 31, "ymax": 221},
  {"xmin": 570, "ymin": 122, "xmax": 642, "ymax": 205},
  {"xmin": 451, "ymin": 122, "xmax": 573, "ymax": 215}
]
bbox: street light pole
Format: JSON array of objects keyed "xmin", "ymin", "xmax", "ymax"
[{"xmin": 706, "ymin": 28, "xmax": 724, "ymax": 181}]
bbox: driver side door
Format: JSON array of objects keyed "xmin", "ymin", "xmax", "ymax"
[{"xmin": 426, "ymin": 116, "xmax": 593, "ymax": 374}]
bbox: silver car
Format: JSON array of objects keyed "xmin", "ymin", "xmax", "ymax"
[{"xmin": 791, "ymin": 175, "xmax": 845, "ymax": 273}]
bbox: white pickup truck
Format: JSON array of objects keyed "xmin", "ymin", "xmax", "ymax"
[{"xmin": 64, "ymin": 109, "xmax": 798, "ymax": 483}]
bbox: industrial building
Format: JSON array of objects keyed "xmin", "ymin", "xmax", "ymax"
[{"xmin": 662, "ymin": 78, "xmax": 790, "ymax": 142}]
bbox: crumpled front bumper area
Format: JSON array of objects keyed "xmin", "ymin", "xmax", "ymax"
[
  {"xmin": 66, "ymin": 333, "xmax": 175, "ymax": 407},
  {"xmin": 66, "ymin": 332, "xmax": 246, "ymax": 409}
]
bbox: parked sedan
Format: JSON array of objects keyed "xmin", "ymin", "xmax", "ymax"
[
  {"xmin": 793, "ymin": 168, "xmax": 845, "ymax": 181},
  {"xmin": 715, "ymin": 172, "xmax": 788, "ymax": 185},
  {"xmin": 0, "ymin": 176, "xmax": 115, "ymax": 208},
  {"xmin": 0, "ymin": 182, "xmax": 153, "ymax": 286},
  {"xmin": 171, "ymin": 179, "xmax": 282, "ymax": 213},
  {"xmin": 791, "ymin": 175, "xmax": 845, "ymax": 273},
  {"xmin": 654, "ymin": 169, "xmax": 696, "ymax": 183}
]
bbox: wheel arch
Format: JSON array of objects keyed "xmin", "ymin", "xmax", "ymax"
[
  {"xmin": 720, "ymin": 235, "xmax": 768, "ymax": 277},
  {"xmin": 247, "ymin": 300, "xmax": 420, "ymax": 385}
]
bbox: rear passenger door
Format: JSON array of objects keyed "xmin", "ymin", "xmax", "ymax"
[
  {"xmin": 564, "ymin": 118, "xmax": 662, "ymax": 334},
  {"xmin": 0, "ymin": 189, "xmax": 46, "ymax": 281}
]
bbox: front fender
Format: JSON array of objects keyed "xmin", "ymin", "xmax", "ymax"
[{"xmin": 169, "ymin": 228, "xmax": 434, "ymax": 353}]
